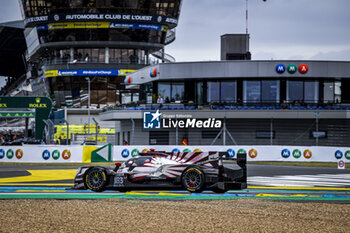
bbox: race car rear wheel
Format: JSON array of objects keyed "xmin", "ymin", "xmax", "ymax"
[
  {"xmin": 182, "ymin": 167, "xmax": 205, "ymax": 193},
  {"xmin": 84, "ymin": 168, "xmax": 107, "ymax": 192}
]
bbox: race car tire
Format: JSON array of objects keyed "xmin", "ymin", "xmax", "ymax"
[
  {"xmin": 84, "ymin": 168, "xmax": 107, "ymax": 192},
  {"xmin": 182, "ymin": 167, "xmax": 205, "ymax": 193}
]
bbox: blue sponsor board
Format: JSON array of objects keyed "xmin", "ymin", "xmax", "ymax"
[
  {"xmin": 57, "ymin": 69, "xmax": 123, "ymax": 76},
  {"xmin": 281, "ymin": 149, "xmax": 291, "ymax": 158},
  {"xmin": 37, "ymin": 22, "xmax": 165, "ymax": 31},
  {"xmin": 121, "ymin": 149, "xmax": 130, "ymax": 158},
  {"xmin": 172, "ymin": 148, "xmax": 180, "ymax": 153},
  {"xmin": 335, "ymin": 150, "xmax": 343, "ymax": 159},
  {"xmin": 227, "ymin": 149, "xmax": 235, "ymax": 159},
  {"xmin": 42, "ymin": 150, "xmax": 50, "ymax": 160},
  {"xmin": 25, "ymin": 14, "xmax": 178, "ymax": 27},
  {"xmin": 0, "ymin": 149, "xmax": 5, "ymax": 159},
  {"xmin": 53, "ymin": 69, "xmax": 135, "ymax": 77},
  {"xmin": 276, "ymin": 64, "xmax": 286, "ymax": 73},
  {"xmin": 110, "ymin": 23, "xmax": 164, "ymax": 31},
  {"xmin": 36, "ymin": 24, "xmax": 49, "ymax": 31}
]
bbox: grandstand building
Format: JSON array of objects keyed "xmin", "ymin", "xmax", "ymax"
[
  {"xmin": 101, "ymin": 35, "xmax": 350, "ymax": 146},
  {"xmin": 20, "ymin": 0, "xmax": 182, "ymax": 108}
]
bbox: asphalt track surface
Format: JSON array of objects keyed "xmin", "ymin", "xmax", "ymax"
[{"xmin": 0, "ymin": 164, "xmax": 350, "ymax": 202}]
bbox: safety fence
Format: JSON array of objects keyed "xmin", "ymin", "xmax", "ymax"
[{"xmin": 0, "ymin": 145, "xmax": 349, "ymax": 163}]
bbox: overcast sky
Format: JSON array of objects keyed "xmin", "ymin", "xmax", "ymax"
[
  {"xmin": 166, "ymin": 0, "xmax": 350, "ymax": 61},
  {"xmin": 0, "ymin": 0, "xmax": 349, "ymax": 62}
]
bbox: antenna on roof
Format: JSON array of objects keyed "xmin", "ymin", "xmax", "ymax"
[{"xmin": 245, "ymin": 0, "xmax": 248, "ymax": 34}]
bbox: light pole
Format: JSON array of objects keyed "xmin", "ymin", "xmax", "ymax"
[{"xmin": 85, "ymin": 77, "xmax": 91, "ymax": 134}]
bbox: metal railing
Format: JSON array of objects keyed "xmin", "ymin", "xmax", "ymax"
[
  {"xmin": 101, "ymin": 102, "xmax": 350, "ymax": 112},
  {"xmin": 41, "ymin": 56, "xmax": 158, "ymax": 66}
]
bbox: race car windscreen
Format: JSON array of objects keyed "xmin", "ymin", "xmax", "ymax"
[{"xmin": 125, "ymin": 156, "xmax": 153, "ymax": 167}]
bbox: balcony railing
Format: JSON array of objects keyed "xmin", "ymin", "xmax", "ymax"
[
  {"xmin": 101, "ymin": 102, "xmax": 350, "ymax": 112},
  {"xmin": 40, "ymin": 56, "xmax": 160, "ymax": 66}
]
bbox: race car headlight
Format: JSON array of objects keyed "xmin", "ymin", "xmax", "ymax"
[{"xmin": 156, "ymin": 166, "xmax": 163, "ymax": 173}]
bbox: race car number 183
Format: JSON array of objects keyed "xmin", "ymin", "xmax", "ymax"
[{"xmin": 114, "ymin": 176, "xmax": 124, "ymax": 186}]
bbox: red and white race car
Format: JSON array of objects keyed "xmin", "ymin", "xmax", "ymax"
[{"xmin": 73, "ymin": 151, "xmax": 247, "ymax": 193}]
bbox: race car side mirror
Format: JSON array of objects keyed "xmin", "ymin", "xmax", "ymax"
[{"xmin": 115, "ymin": 162, "xmax": 122, "ymax": 167}]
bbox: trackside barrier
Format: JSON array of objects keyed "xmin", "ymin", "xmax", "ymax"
[
  {"xmin": 113, "ymin": 145, "xmax": 350, "ymax": 163},
  {"xmin": 0, "ymin": 145, "xmax": 83, "ymax": 163},
  {"xmin": 0, "ymin": 145, "xmax": 349, "ymax": 163}
]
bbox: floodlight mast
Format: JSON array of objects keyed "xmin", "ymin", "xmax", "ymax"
[{"xmin": 246, "ymin": 0, "xmax": 248, "ymax": 34}]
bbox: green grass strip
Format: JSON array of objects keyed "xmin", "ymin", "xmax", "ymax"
[{"xmin": 1, "ymin": 193, "xmax": 350, "ymax": 201}]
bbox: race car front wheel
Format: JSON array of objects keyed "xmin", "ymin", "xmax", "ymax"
[
  {"xmin": 182, "ymin": 167, "xmax": 205, "ymax": 193},
  {"xmin": 84, "ymin": 168, "xmax": 107, "ymax": 192}
]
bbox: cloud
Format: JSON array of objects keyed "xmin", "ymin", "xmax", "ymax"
[
  {"xmin": 169, "ymin": 0, "xmax": 350, "ymax": 62},
  {"xmin": 309, "ymin": 49, "xmax": 350, "ymax": 61}
]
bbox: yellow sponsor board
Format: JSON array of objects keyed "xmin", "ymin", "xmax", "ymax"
[
  {"xmin": 44, "ymin": 69, "xmax": 135, "ymax": 77},
  {"xmin": 86, "ymin": 136, "xmax": 107, "ymax": 143},
  {"xmin": 48, "ymin": 22, "xmax": 109, "ymax": 29},
  {"xmin": 119, "ymin": 69, "xmax": 136, "ymax": 75},
  {"xmin": 161, "ymin": 25, "xmax": 168, "ymax": 32},
  {"xmin": 44, "ymin": 70, "xmax": 58, "ymax": 78},
  {"xmin": 28, "ymin": 97, "xmax": 47, "ymax": 108}
]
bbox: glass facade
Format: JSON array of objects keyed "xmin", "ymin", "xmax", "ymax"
[
  {"xmin": 287, "ymin": 81, "xmax": 319, "ymax": 104},
  {"xmin": 37, "ymin": 28, "xmax": 165, "ymax": 44},
  {"xmin": 243, "ymin": 81, "xmax": 261, "ymax": 103},
  {"xmin": 22, "ymin": 0, "xmax": 182, "ymax": 18},
  {"xmin": 287, "ymin": 81, "xmax": 303, "ymax": 103},
  {"xmin": 304, "ymin": 81, "xmax": 319, "ymax": 104},
  {"xmin": 207, "ymin": 82, "xmax": 220, "ymax": 103},
  {"xmin": 262, "ymin": 80, "xmax": 279, "ymax": 103},
  {"xmin": 158, "ymin": 82, "xmax": 184, "ymax": 103},
  {"xmin": 49, "ymin": 76, "xmax": 122, "ymax": 108},
  {"xmin": 171, "ymin": 83, "xmax": 184, "ymax": 102},
  {"xmin": 207, "ymin": 81, "xmax": 236, "ymax": 104},
  {"xmin": 148, "ymin": 79, "xmax": 345, "ymax": 106},
  {"xmin": 221, "ymin": 81, "xmax": 236, "ymax": 103},
  {"xmin": 42, "ymin": 48, "xmax": 150, "ymax": 65},
  {"xmin": 158, "ymin": 82, "xmax": 171, "ymax": 102}
]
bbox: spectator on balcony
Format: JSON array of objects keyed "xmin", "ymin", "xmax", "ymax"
[
  {"xmin": 237, "ymin": 98, "xmax": 242, "ymax": 106},
  {"xmin": 84, "ymin": 53, "xmax": 89, "ymax": 62},
  {"xmin": 281, "ymin": 100, "xmax": 288, "ymax": 109},
  {"xmin": 157, "ymin": 95, "xmax": 164, "ymax": 109}
]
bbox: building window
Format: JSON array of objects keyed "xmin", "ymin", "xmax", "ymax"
[
  {"xmin": 244, "ymin": 81, "xmax": 261, "ymax": 104},
  {"xmin": 287, "ymin": 81, "xmax": 303, "ymax": 103},
  {"xmin": 158, "ymin": 82, "xmax": 184, "ymax": 103},
  {"xmin": 335, "ymin": 81, "xmax": 341, "ymax": 103},
  {"xmin": 158, "ymin": 82, "xmax": 171, "ymax": 103},
  {"xmin": 171, "ymin": 83, "xmax": 184, "ymax": 102},
  {"xmin": 287, "ymin": 81, "xmax": 319, "ymax": 104},
  {"xmin": 207, "ymin": 82, "xmax": 220, "ymax": 103},
  {"xmin": 221, "ymin": 81, "xmax": 236, "ymax": 103},
  {"xmin": 304, "ymin": 81, "xmax": 319, "ymax": 104},
  {"xmin": 262, "ymin": 80, "xmax": 279, "ymax": 103}
]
